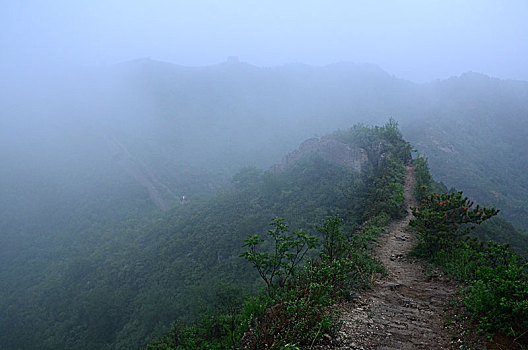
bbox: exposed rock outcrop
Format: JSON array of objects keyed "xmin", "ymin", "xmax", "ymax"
[{"xmin": 270, "ymin": 137, "xmax": 369, "ymax": 173}]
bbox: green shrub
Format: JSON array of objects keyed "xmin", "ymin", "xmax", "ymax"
[
  {"xmin": 464, "ymin": 242, "xmax": 528, "ymax": 338},
  {"xmin": 363, "ymin": 157, "xmax": 407, "ymax": 220},
  {"xmin": 413, "ymin": 155, "xmax": 448, "ymax": 201},
  {"xmin": 318, "ymin": 216, "xmax": 347, "ymax": 261},
  {"xmin": 240, "ymin": 215, "xmax": 386, "ymax": 349},
  {"xmin": 426, "ymin": 239, "xmax": 480, "ymax": 281},
  {"xmin": 410, "ymin": 190, "xmax": 528, "ymax": 344},
  {"xmin": 410, "ymin": 191, "xmax": 498, "ymax": 257},
  {"xmin": 240, "ymin": 218, "xmax": 319, "ymax": 297}
]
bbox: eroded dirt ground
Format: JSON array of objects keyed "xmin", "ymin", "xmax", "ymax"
[{"xmin": 326, "ymin": 166, "xmax": 489, "ymax": 350}]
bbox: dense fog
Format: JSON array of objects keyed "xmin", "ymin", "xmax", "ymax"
[
  {"xmin": 1, "ymin": 1, "xmax": 527, "ymax": 349},
  {"xmin": 2, "ymin": 1, "xmax": 528, "ymax": 82}
]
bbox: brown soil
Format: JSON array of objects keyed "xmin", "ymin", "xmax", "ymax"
[{"xmin": 325, "ymin": 166, "xmax": 490, "ymax": 350}]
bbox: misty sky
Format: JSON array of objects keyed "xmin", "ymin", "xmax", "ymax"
[{"xmin": 1, "ymin": 0, "xmax": 527, "ymax": 82}]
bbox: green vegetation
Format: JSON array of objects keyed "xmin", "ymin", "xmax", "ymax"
[
  {"xmin": 3, "ymin": 60, "xmax": 528, "ymax": 350},
  {"xmin": 410, "ymin": 191, "xmax": 499, "ymax": 256},
  {"xmin": 3, "ymin": 112, "xmax": 526, "ymax": 349},
  {"xmin": 413, "ymin": 155, "xmax": 448, "ymax": 201},
  {"xmin": 240, "ymin": 218, "xmax": 319, "ymax": 296},
  {"xmin": 473, "ymin": 218, "xmax": 528, "ymax": 258},
  {"xmin": 124, "ymin": 63, "xmax": 528, "ymax": 230},
  {"xmin": 402, "ymin": 73, "xmax": 528, "ymax": 230},
  {"xmin": 237, "ymin": 216, "xmax": 387, "ymax": 350},
  {"xmin": 410, "ymin": 158, "xmax": 528, "ymax": 345},
  {"xmin": 319, "ymin": 216, "xmax": 347, "ymax": 261},
  {"xmin": 0, "ymin": 122, "xmax": 409, "ymax": 349},
  {"xmin": 145, "ymin": 121, "xmax": 410, "ymax": 349}
]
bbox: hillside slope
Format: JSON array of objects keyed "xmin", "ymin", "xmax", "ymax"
[
  {"xmin": 1, "ymin": 60, "xmax": 527, "ymax": 348},
  {"xmin": 329, "ymin": 167, "xmax": 487, "ymax": 349},
  {"xmin": 1, "ymin": 123, "xmax": 408, "ymax": 350},
  {"xmin": 2, "ymin": 60, "xmax": 527, "ymax": 229},
  {"xmin": 402, "ymin": 73, "xmax": 528, "ymax": 228},
  {"xmin": 92, "ymin": 61, "xmax": 528, "ymax": 227}
]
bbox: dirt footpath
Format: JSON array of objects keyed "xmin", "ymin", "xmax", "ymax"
[{"xmin": 327, "ymin": 166, "xmax": 487, "ymax": 350}]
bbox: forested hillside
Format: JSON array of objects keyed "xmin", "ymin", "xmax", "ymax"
[
  {"xmin": 0, "ymin": 123, "xmax": 410, "ymax": 349},
  {"xmin": 403, "ymin": 72, "xmax": 528, "ymax": 229},
  {"xmin": 111, "ymin": 60, "xmax": 528, "ymax": 230},
  {"xmin": 52, "ymin": 61, "xmax": 528, "ymax": 226},
  {"xmin": 1, "ymin": 61, "xmax": 527, "ymax": 349},
  {"xmin": 146, "ymin": 122, "xmax": 412, "ymax": 349},
  {"xmin": 2, "ymin": 60, "xmax": 527, "ymax": 228},
  {"xmin": 147, "ymin": 124, "xmax": 528, "ymax": 349}
]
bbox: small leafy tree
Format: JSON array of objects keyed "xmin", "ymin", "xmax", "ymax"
[
  {"xmin": 410, "ymin": 191, "xmax": 499, "ymax": 256},
  {"xmin": 317, "ymin": 217, "xmax": 346, "ymax": 261},
  {"xmin": 240, "ymin": 218, "xmax": 319, "ymax": 296}
]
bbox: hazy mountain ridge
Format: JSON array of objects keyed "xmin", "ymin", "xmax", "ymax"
[
  {"xmin": 2, "ymin": 60, "xmax": 526, "ymax": 247},
  {"xmin": 109, "ymin": 59, "xmax": 528, "ymax": 228},
  {"xmin": 403, "ymin": 72, "xmax": 528, "ymax": 228},
  {"xmin": 1, "ymin": 59, "xmax": 527, "ymax": 349}
]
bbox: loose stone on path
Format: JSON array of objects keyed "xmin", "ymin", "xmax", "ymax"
[{"xmin": 324, "ymin": 166, "xmax": 487, "ymax": 350}]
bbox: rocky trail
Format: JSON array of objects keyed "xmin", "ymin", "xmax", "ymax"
[{"xmin": 327, "ymin": 166, "xmax": 489, "ymax": 350}]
